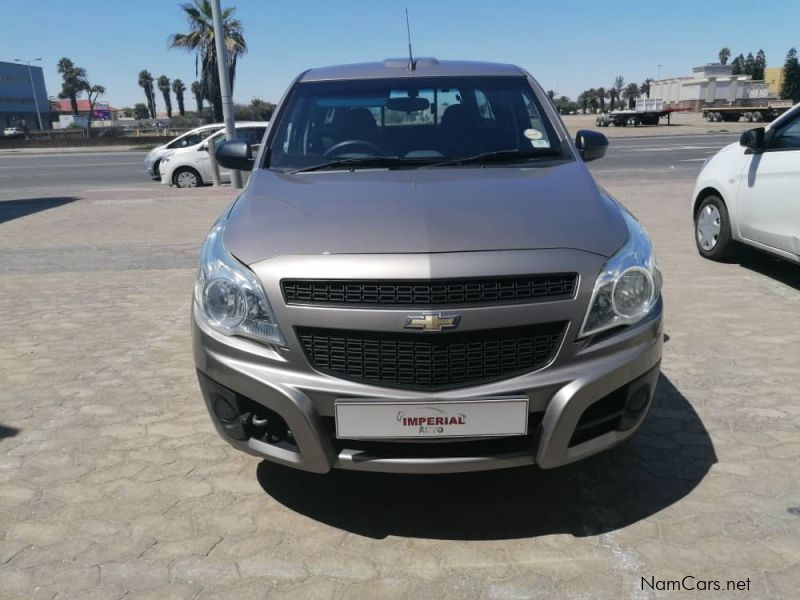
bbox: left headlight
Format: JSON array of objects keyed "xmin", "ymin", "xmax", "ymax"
[
  {"xmin": 194, "ymin": 220, "xmax": 285, "ymax": 345},
  {"xmin": 579, "ymin": 206, "xmax": 662, "ymax": 338}
]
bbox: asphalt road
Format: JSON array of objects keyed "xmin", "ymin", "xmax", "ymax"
[{"xmin": 0, "ymin": 132, "xmax": 741, "ymax": 201}]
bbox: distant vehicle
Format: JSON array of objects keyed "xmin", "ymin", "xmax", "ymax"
[
  {"xmin": 159, "ymin": 122, "xmax": 268, "ymax": 188},
  {"xmin": 702, "ymin": 100, "xmax": 793, "ymax": 123},
  {"xmin": 596, "ymin": 99, "xmax": 689, "ymax": 127},
  {"xmin": 143, "ymin": 123, "xmax": 224, "ymax": 178},
  {"xmin": 3, "ymin": 127, "xmax": 25, "ymax": 138},
  {"xmin": 692, "ymin": 101, "xmax": 800, "ymax": 263}
]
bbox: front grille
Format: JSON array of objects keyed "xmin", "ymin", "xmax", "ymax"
[
  {"xmin": 296, "ymin": 323, "xmax": 566, "ymax": 390},
  {"xmin": 282, "ymin": 274, "xmax": 577, "ymax": 307}
]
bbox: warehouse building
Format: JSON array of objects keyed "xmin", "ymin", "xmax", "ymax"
[
  {"xmin": 0, "ymin": 59, "xmax": 50, "ymax": 131},
  {"xmin": 650, "ymin": 63, "xmax": 772, "ymax": 111}
]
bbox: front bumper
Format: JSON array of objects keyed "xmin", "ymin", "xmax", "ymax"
[{"xmin": 193, "ymin": 301, "xmax": 663, "ymax": 474}]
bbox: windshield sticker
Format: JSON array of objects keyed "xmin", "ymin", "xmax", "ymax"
[
  {"xmin": 531, "ymin": 139, "xmax": 551, "ymax": 148},
  {"xmin": 524, "ymin": 128, "xmax": 544, "ymax": 140}
]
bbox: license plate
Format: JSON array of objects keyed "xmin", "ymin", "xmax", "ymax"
[{"xmin": 334, "ymin": 397, "xmax": 529, "ymax": 439}]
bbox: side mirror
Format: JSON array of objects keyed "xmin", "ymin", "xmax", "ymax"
[
  {"xmin": 740, "ymin": 127, "xmax": 766, "ymax": 152},
  {"xmin": 575, "ymin": 129, "xmax": 609, "ymax": 162},
  {"xmin": 215, "ymin": 139, "xmax": 254, "ymax": 171}
]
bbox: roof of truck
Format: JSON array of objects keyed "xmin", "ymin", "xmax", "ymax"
[{"xmin": 299, "ymin": 59, "xmax": 526, "ymax": 82}]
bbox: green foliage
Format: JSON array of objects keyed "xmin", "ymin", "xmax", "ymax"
[
  {"xmin": 57, "ymin": 57, "xmax": 88, "ymax": 115},
  {"xmin": 718, "ymin": 47, "xmax": 731, "ymax": 66},
  {"xmin": 170, "ymin": 0, "xmax": 247, "ymax": 122},
  {"xmin": 158, "ymin": 75, "xmax": 173, "ymax": 117},
  {"xmin": 138, "ymin": 70, "xmax": 157, "ymax": 118},
  {"xmin": 133, "ymin": 103, "xmax": 150, "ymax": 120},
  {"xmin": 172, "ymin": 79, "xmax": 187, "ymax": 116},
  {"xmin": 781, "ymin": 48, "xmax": 800, "ymax": 102}
]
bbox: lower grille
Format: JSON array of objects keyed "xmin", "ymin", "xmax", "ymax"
[{"xmin": 296, "ymin": 323, "xmax": 566, "ymax": 390}]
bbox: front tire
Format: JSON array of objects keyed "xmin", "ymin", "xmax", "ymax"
[
  {"xmin": 695, "ymin": 195, "xmax": 736, "ymax": 261},
  {"xmin": 173, "ymin": 167, "xmax": 201, "ymax": 188}
]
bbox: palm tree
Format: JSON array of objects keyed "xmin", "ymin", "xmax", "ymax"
[
  {"xmin": 169, "ymin": 0, "xmax": 247, "ymax": 122},
  {"xmin": 640, "ymin": 78, "xmax": 653, "ymax": 99},
  {"xmin": 158, "ymin": 75, "xmax": 173, "ymax": 117},
  {"xmin": 718, "ymin": 47, "xmax": 731, "ymax": 66},
  {"xmin": 84, "ymin": 82, "xmax": 106, "ymax": 137},
  {"xmin": 623, "ymin": 82, "xmax": 641, "ymax": 109},
  {"xmin": 138, "ymin": 70, "xmax": 157, "ymax": 118},
  {"xmin": 57, "ymin": 58, "xmax": 88, "ymax": 115},
  {"xmin": 191, "ymin": 81, "xmax": 204, "ymax": 113},
  {"xmin": 596, "ymin": 87, "xmax": 606, "ymax": 113},
  {"xmin": 172, "ymin": 79, "xmax": 187, "ymax": 116}
]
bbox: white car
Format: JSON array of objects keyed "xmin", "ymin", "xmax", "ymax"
[
  {"xmin": 3, "ymin": 126, "xmax": 25, "ymax": 137},
  {"xmin": 143, "ymin": 123, "xmax": 223, "ymax": 178},
  {"xmin": 692, "ymin": 102, "xmax": 800, "ymax": 263},
  {"xmin": 159, "ymin": 122, "xmax": 268, "ymax": 188}
]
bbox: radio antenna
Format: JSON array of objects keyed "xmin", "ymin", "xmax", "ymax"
[{"xmin": 405, "ymin": 8, "xmax": 416, "ymax": 71}]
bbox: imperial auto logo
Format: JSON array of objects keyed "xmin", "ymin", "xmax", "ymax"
[{"xmin": 397, "ymin": 406, "xmax": 467, "ymax": 435}]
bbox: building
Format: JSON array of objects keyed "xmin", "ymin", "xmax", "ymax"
[
  {"xmin": 54, "ymin": 99, "xmax": 122, "ymax": 127},
  {"xmin": 0, "ymin": 60, "xmax": 50, "ymax": 131},
  {"xmin": 649, "ymin": 63, "xmax": 773, "ymax": 111},
  {"xmin": 764, "ymin": 67, "xmax": 785, "ymax": 98}
]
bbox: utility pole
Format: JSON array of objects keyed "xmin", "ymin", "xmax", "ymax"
[
  {"xmin": 15, "ymin": 58, "xmax": 44, "ymax": 131},
  {"xmin": 657, "ymin": 64, "xmax": 663, "ymax": 80},
  {"xmin": 210, "ymin": 0, "xmax": 242, "ymax": 189}
]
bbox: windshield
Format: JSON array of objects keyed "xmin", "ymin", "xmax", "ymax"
[{"xmin": 267, "ymin": 76, "xmax": 564, "ymax": 170}]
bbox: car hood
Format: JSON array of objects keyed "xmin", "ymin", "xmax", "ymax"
[{"xmin": 224, "ymin": 161, "xmax": 627, "ymax": 264}]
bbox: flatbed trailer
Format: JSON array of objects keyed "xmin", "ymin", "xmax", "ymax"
[
  {"xmin": 595, "ymin": 103, "xmax": 690, "ymax": 127},
  {"xmin": 702, "ymin": 101, "xmax": 793, "ymax": 123}
]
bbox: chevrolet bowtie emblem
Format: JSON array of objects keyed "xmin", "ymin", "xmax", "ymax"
[{"xmin": 404, "ymin": 312, "xmax": 461, "ymax": 332}]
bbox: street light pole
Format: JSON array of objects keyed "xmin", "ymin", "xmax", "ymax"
[
  {"xmin": 15, "ymin": 58, "xmax": 44, "ymax": 131},
  {"xmin": 210, "ymin": 0, "xmax": 242, "ymax": 189}
]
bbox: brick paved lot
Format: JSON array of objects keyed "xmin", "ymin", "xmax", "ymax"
[{"xmin": 1, "ymin": 172, "xmax": 799, "ymax": 599}]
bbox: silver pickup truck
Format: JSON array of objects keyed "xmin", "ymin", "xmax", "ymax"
[{"xmin": 192, "ymin": 58, "xmax": 663, "ymax": 474}]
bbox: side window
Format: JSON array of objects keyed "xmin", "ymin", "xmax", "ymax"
[{"xmin": 770, "ymin": 116, "xmax": 800, "ymax": 150}]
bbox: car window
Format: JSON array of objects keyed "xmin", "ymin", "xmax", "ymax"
[
  {"xmin": 168, "ymin": 128, "xmax": 219, "ymax": 149},
  {"xmin": 212, "ymin": 127, "xmax": 267, "ymax": 151},
  {"xmin": 267, "ymin": 76, "xmax": 563, "ymax": 170},
  {"xmin": 770, "ymin": 115, "xmax": 800, "ymax": 150}
]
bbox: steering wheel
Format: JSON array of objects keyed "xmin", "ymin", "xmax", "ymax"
[{"xmin": 324, "ymin": 140, "xmax": 382, "ymax": 159}]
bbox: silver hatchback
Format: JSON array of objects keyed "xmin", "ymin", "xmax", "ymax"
[{"xmin": 193, "ymin": 59, "xmax": 663, "ymax": 474}]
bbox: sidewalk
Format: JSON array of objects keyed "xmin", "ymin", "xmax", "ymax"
[{"xmin": 0, "ymin": 145, "xmax": 145, "ymax": 155}]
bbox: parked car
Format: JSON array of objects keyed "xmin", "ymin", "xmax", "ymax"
[
  {"xmin": 143, "ymin": 123, "xmax": 223, "ymax": 178},
  {"xmin": 692, "ymin": 102, "xmax": 800, "ymax": 263},
  {"xmin": 3, "ymin": 126, "xmax": 25, "ymax": 138},
  {"xmin": 192, "ymin": 58, "xmax": 663, "ymax": 475},
  {"xmin": 159, "ymin": 122, "xmax": 268, "ymax": 188}
]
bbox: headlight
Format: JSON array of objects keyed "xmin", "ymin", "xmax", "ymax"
[
  {"xmin": 194, "ymin": 220, "xmax": 284, "ymax": 345},
  {"xmin": 579, "ymin": 207, "xmax": 661, "ymax": 338}
]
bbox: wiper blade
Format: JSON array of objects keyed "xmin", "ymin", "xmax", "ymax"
[
  {"xmin": 431, "ymin": 148, "xmax": 559, "ymax": 167},
  {"xmin": 288, "ymin": 156, "xmax": 433, "ymax": 174}
]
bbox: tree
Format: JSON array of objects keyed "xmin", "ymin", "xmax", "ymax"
[
  {"xmin": 753, "ymin": 49, "xmax": 767, "ymax": 80},
  {"xmin": 170, "ymin": 0, "xmax": 247, "ymax": 122},
  {"xmin": 138, "ymin": 70, "xmax": 157, "ymax": 118},
  {"xmin": 780, "ymin": 48, "xmax": 800, "ymax": 102},
  {"xmin": 623, "ymin": 82, "xmax": 641, "ymax": 108},
  {"xmin": 744, "ymin": 52, "xmax": 755, "ymax": 76},
  {"xmin": 133, "ymin": 103, "xmax": 150, "ymax": 120},
  {"xmin": 56, "ymin": 58, "xmax": 88, "ymax": 115},
  {"xmin": 158, "ymin": 75, "xmax": 173, "ymax": 117},
  {"xmin": 249, "ymin": 98, "xmax": 275, "ymax": 120},
  {"xmin": 640, "ymin": 78, "xmax": 653, "ymax": 99},
  {"xmin": 731, "ymin": 54, "xmax": 745, "ymax": 75},
  {"xmin": 191, "ymin": 81, "xmax": 204, "ymax": 113},
  {"xmin": 546, "ymin": 90, "xmax": 555, "ymax": 100},
  {"xmin": 172, "ymin": 79, "xmax": 187, "ymax": 116},
  {"xmin": 614, "ymin": 75, "xmax": 624, "ymax": 104},
  {"xmin": 577, "ymin": 91, "xmax": 588, "ymax": 114},
  {"xmin": 83, "ymin": 81, "xmax": 106, "ymax": 137},
  {"xmin": 718, "ymin": 47, "xmax": 731, "ymax": 66}
]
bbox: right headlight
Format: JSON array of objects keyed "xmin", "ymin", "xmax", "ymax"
[
  {"xmin": 194, "ymin": 219, "xmax": 285, "ymax": 346},
  {"xmin": 579, "ymin": 207, "xmax": 662, "ymax": 338}
]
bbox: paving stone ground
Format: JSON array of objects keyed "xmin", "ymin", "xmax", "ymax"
[{"xmin": 1, "ymin": 170, "xmax": 799, "ymax": 599}]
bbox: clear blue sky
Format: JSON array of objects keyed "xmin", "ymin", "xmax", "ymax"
[{"xmin": 4, "ymin": 0, "xmax": 800, "ymax": 109}]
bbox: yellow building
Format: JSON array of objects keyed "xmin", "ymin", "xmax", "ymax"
[{"xmin": 765, "ymin": 67, "xmax": 784, "ymax": 97}]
